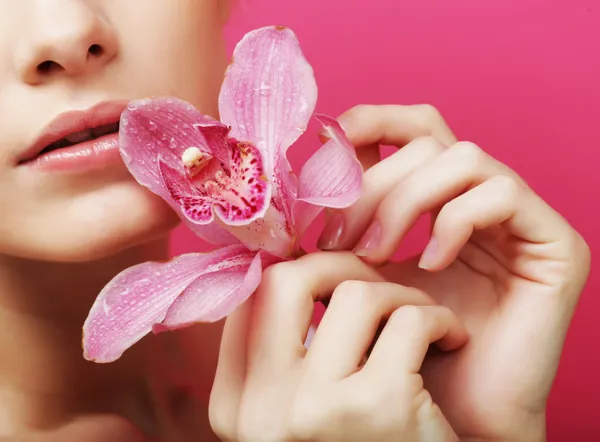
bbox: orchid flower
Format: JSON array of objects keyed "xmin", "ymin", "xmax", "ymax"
[{"xmin": 83, "ymin": 26, "xmax": 363, "ymax": 363}]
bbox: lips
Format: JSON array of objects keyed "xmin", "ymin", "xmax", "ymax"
[
  {"xmin": 18, "ymin": 100, "xmax": 129, "ymax": 165},
  {"xmin": 37, "ymin": 122, "xmax": 120, "ymax": 157}
]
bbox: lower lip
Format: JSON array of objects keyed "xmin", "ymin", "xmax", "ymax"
[{"xmin": 26, "ymin": 133, "xmax": 122, "ymax": 172}]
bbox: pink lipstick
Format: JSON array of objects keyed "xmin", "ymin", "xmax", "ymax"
[{"xmin": 18, "ymin": 100, "xmax": 129, "ymax": 172}]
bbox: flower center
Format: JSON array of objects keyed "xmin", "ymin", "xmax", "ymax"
[{"xmin": 182, "ymin": 147, "xmax": 213, "ymax": 177}]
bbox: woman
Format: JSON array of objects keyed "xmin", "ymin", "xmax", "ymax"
[{"xmin": 0, "ymin": 1, "xmax": 590, "ymax": 441}]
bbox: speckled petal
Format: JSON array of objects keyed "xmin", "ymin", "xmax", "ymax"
[
  {"xmin": 119, "ymin": 97, "xmax": 240, "ymax": 246},
  {"xmin": 158, "ymin": 142, "xmax": 272, "ymax": 226}
]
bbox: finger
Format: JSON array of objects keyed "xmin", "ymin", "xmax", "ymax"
[
  {"xmin": 337, "ymin": 104, "xmax": 457, "ymax": 166},
  {"xmin": 365, "ymin": 305, "xmax": 468, "ymax": 375},
  {"xmin": 317, "ymin": 104, "xmax": 456, "ymax": 248},
  {"xmin": 247, "ymin": 252, "xmax": 384, "ymax": 374},
  {"xmin": 208, "ymin": 298, "xmax": 254, "ymax": 441},
  {"xmin": 303, "ymin": 281, "xmax": 435, "ymax": 382},
  {"xmin": 418, "ymin": 175, "xmax": 540, "ymax": 272},
  {"xmin": 317, "ymin": 136, "xmax": 446, "ymax": 251},
  {"xmin": 353, "ymin": 142, "xmax": 568, "ymax": 264}
]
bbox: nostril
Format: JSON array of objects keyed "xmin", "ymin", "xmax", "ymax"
[
  {"xmin": 88, "ymin": 44, "xmax": 104, "ymax": 57},
  {"xmin": 37, "ymin": 60, "xmax": 63, "ymax": 75}
]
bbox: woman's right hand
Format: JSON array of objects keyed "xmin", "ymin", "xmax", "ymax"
[{"xmin": 209, "ymin": 252, "xmax": 468, "ymax": 442}]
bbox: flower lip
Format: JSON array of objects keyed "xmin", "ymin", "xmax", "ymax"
[{"xmin": 17, "ymin": 99, "xmax": 129, "ymax": 165}]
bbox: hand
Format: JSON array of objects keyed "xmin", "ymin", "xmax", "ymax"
[
  {"xmin": 317, "ymin": 104, "xmax": 591, "ymax": 441},
  {"xmin": 208, "ymin": 252, "xmax": 468, "ymax": 442}
]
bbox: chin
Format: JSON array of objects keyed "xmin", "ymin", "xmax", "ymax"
[{"xmin": 1, "ymin": 183, "xmax": 182, "ymax": 263}]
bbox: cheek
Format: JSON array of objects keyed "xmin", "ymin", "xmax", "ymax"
[
  {"xmin": 109, "ymin": 0, "xmax": 227, "ymax": 116},
  {"xmin": 0, "ymin": 178, "xmax": 181, "ymax": 262}
]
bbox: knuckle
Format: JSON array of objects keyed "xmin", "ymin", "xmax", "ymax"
[
  {"xmin": 390, "ymin": 304, "xmax": 426, "ymax": 328},
  {"xmin": 452, "ymin": 141, "xmax": 486, "ymax": 167},
  {"xmin": 568, "ymin": 231, "xmax": 592, "ymax": 272},
  {"xmin": 209, "ymin": 415, "xmax": 236, "ymax": 442},
  {"xmin": 436, "ymin": 200, "xmax": 465, "ymax": 227},
  {"xmin": 411, "ymin": 135, "xmax": 446, "ymax": 156},
  {"xmin": 287, "ymin": 394, "xmax": 327, "ymax": 441},
  {"xmin": 333, "ymin": 280, "xmax": 372, "ymax": 304},
  {"xmin": 337, "ymin": 386, "xmax": 406, "ymax": 427},
  {"xmin": 236, "ymin": 425, "xmax": 257, "ymax": 442},
  {"xmin": 386, "ymin": 172, "xmax": 419, "ymax": 208},
  {"xmin": 492, "ymin": 174, "xmax": 522, "ymax": 198},
  {"xmin": 208, "ymin": 399, "xmax": 236, "ymax": 440},
  {"xmin": 237, "ymin": 410, "xmax": 273, "ymax": 442},
  {"xmin": 414, "ymin": 103, "xmax": 444, "ymax": 126},
  {"xmin": 343, "ymin": 103, "xmax": 377, "ymax": 123},
  {"xmin": 262, "ymin": 261, "xmax": 300, "ymax": 286},
  {"xmin": 208, "ymin": 396, "xmax": 239, "ymax": 441}
]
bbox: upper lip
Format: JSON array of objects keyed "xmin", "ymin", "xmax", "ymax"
[{"xmin": 18, "ymin": 100, "xmax": 129, "ymax": 164}]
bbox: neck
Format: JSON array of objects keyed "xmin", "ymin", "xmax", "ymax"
[{"xmin": 0, "ymin": 238, "xmax": 222, "ymax": 438}]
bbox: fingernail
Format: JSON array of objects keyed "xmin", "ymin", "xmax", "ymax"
[
  {"xmin": 318, "ymin": 117, "xmax": 348, "ymax": 142},
  {"xmin": 418, "ymin": 237, "xmax": 438, "ymax": 269},
  {"xmin": 354, "ymin": 221, "xmax": 381, "ymax": 257},
  {"xmin": 317, "ymin": 213, "xmax": 345, "ymax": 250}
]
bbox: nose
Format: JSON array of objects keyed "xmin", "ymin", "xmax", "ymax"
[{"xmin": 16, "ymin": 1, "xmax": 118, "ymax": 84}]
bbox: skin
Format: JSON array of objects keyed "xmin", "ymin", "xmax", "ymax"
[
  {"xmin": 0, "ymin": 1, "xmax": 590, "ymax": 441},
  {"xmin": 0, "ymin": 1, "xmax": 229, "ymax": 440},
  {"xmin": 209, "ymin": 105, "xmax": 590, "ymax": 442}
]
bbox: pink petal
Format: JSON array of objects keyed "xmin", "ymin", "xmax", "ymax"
[
  {"xmin": 293, "ymin": 115, "xmax": 363, "ymax": 233},
  {"xmin": 83, "ymin": 245, "xmax": 253, "ymax": 363},
  {"xmin": 219, "ymin": 26, "xmax": 317, "ymax": 172},
  {"xmin": 159, "ymin": 251, "xmax": 264, "ymax": 329},
  {"xmin": 119, "ymin": 97, "xmax": 239, "ymax": 246},
  {"xmin": 297, "ymin": 115, "xmax": 363, "ymax": 207},
  {"xmin": 120, "ymin": 97, "xmax": 220, "ymax": 198},
  {"xmin": 219, "ymin": 26, "xmax": 317, "ymax": 231}
]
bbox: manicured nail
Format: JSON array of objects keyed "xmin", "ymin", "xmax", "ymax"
[
  {"xmin": 304, "ymin": 325, "xmax": 317, "ymax": 349},
  {"xmin": 354, "ymin": 221, "xmax": 382, "ymax": 257},
  {"xmin": 317, "ymin": 213, "xmax": 345, "ymax": 250},
  {"xmin": 418, "ymin": 237, "xmax": 438, "ymax": 269},
  {"xmin": 318, "ymin": 117, "xmax": 348, "ymax": 142}
]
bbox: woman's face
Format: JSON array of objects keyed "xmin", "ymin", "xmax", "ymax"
[{"xmin": 0, "ymin": 0, "xmax": 229, "ymax": 262}]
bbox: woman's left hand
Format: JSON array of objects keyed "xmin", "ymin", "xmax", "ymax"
[
  {"xmin": 209, "ymin": 252, "xmax": 466, "ymax": 442},
  {"xmin": 317, "ymin": 104, "xmax": 591, "ymax": 441}
]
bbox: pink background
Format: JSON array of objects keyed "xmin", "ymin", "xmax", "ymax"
[{"xmin": 171, "ymin": 1, "xmax": 600, "ymax": 440}]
